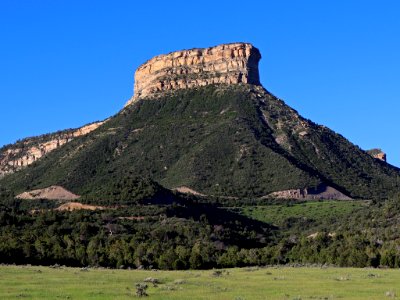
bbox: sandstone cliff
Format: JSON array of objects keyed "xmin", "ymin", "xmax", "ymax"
[
  {"xmin": 0, "ymin": 121, "xmax": 104, "ymax": 178},
  {"xmin": 126, "ymin": 42, "xmax": 261, "ymax": 105}
]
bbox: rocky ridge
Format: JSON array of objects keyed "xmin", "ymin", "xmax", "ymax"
[
  {"xmin": 126, "ymin": 42, "xmax": 261, "ymax": 105},
  {"xmin": 0, "ymin": 121, "xmax": 104, "ymax": 178}
]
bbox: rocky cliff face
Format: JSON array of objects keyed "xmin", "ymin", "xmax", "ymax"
[
  {"xmin": 0, "ymin": 121, "xmax": 104, "ymax": 178},
  {"xmin": 126, "ymin": 43, "xmax": 261, "ymax": 105}
]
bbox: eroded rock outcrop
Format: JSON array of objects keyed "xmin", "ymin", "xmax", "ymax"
[
  {"xmin": 0, "ymin": 121, "xmax": 104, "ymax": 178},
  {"xmin": 268, "ymin": 184, "xmax": 352, "ymax": 200},
  {"xmin": 126, "ymin": 42, "xmax": 261, "ymax": 105},
  {"xmin": 367, "ymin": 148, "xmax": 387, "ymax": 162}
]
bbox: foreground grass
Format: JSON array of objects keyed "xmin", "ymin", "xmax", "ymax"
[{"xmin": 0, "ymin": 265, "xmax": 399, "ymax": 299}]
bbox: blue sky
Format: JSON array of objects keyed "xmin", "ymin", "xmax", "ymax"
[{"xmin": 1, "ymin": 1, "xmax": 399, "ymax": 166}]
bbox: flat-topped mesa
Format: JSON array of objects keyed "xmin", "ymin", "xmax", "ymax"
[{"xmin": 131, "ymin": 43, "xmax": 261, "ymax": 101}]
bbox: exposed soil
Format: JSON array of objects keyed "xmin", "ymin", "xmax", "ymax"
[
  {"xmin": 174, "ymin": 186, "xmax": 206, "ymax": 196},
  {"xmin": 55, "ymin": 202, "xmax": 106, "ymax": 211},
  {"xmin": 16, "ymin": 186, "xmax": 80, "ymax": 200}
]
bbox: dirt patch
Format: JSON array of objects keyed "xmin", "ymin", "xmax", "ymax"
[
  {"xmin": 174, "ymin": 186, "xmax": 206, "ymax": 196},
  {"xmin": 16, "ymin": 186, "xmax": 80, "ymax": 200},
  {"xmin": 55, "ymin": 202, "xmax": 106, "ymax": 211}
]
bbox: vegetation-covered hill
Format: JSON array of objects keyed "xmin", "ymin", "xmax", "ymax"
[
  {"xmin": 1, "ymin": 194, "xmax": 400, "ymax": 269},
  {"xmin": 1, "ymin": 84, "xmax": 400, "ymax": 269},
  {"xmin": 0, "ymin": 84, "xmax": 399, "ymax": 200}
]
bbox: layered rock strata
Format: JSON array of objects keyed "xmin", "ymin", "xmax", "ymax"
[
  {"xmin": 126, "ymin": 42, "xmax": 261, "ymax": 104},
  {"xmin": 0, "ymin": 121, "xmax": 104, "ymax": 178}
]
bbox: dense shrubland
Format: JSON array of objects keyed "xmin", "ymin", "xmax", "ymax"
[{"xmin": 1, "ymin": 194, "xmax": 400, "ymax": 269}]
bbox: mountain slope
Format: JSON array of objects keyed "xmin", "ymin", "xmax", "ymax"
[
  {"xmin": 0, "ymin": 121, "xmax": 104, "ymax": 178},
  {"xmin": 1, "ymin": 84, "xmax": 399, "ymax": 200}
]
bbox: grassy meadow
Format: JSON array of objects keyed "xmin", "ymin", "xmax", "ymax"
[
  {"xmin": 237, "ymin": 200, "xmax": 367, "ymax": 225},
  {"xmin": 0, "ymin": 265, "xmax": 399, "ymax": 299}
]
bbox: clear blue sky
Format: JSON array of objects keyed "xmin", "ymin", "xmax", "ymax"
[{"xmin": 1, "ymin": 1, "xmax": 399, "ymax": 166}]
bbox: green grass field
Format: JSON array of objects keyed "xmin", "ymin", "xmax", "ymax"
[
  {"xmin": 238, "ymin": 201, "xmax": 367, "ymax": 226},
  {"xmin": 0, "ymin": 265, "xmax": 398, "ymax": 299}
]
